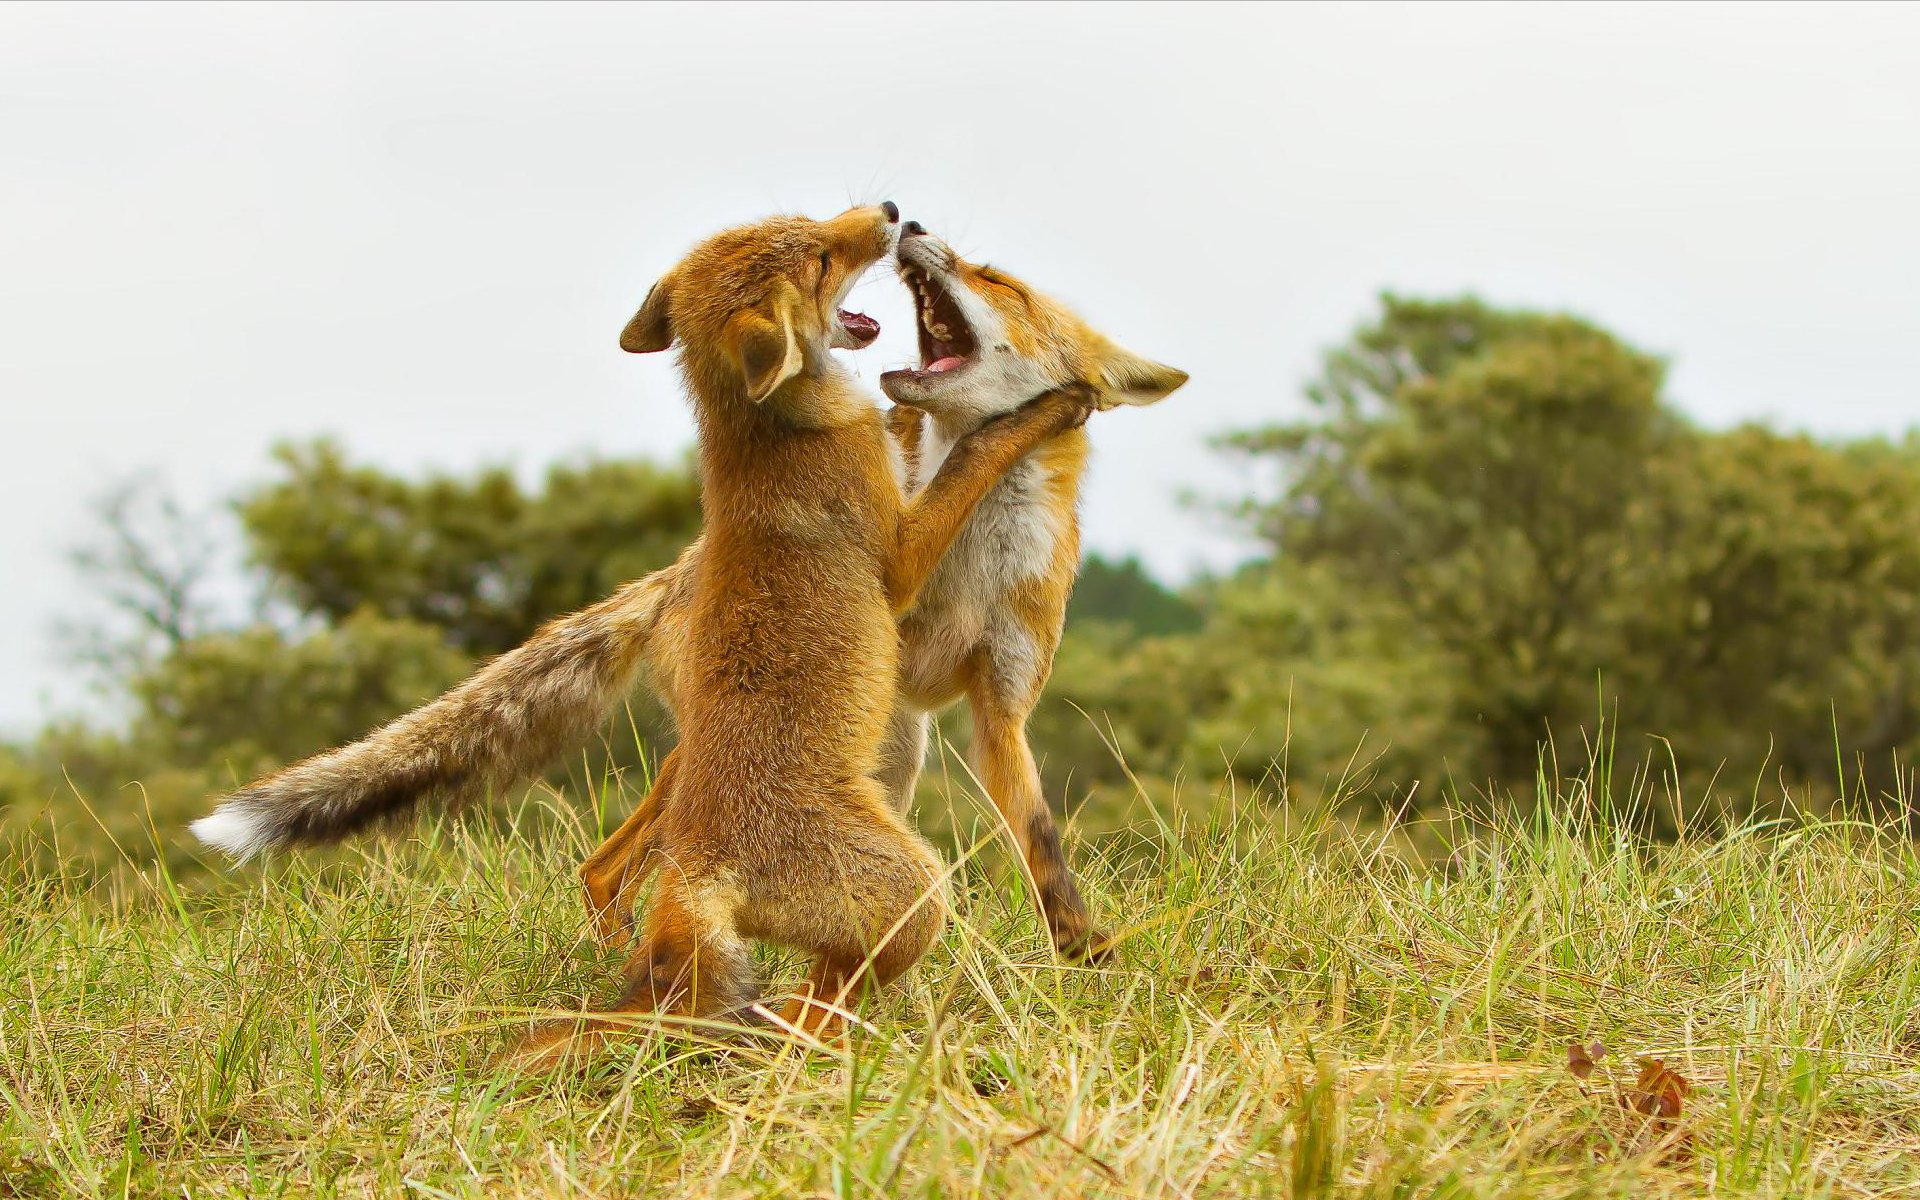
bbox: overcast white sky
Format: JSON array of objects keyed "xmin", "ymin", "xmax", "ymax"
[{"xmin": 3, "ymin": 1, "xmax": 1917, "ymax": 732}]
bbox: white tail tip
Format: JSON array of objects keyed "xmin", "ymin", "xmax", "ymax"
[{"xmin": 191, "ymin": 805, "xmax": 273, "ymax": 863}]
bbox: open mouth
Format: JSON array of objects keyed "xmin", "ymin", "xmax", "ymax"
[
  {"xmin": 835, "ymin": 308, "xmax": 881, "ymax": 350},
  {"xmin": 828, "ymin": 264, "xmax": 883, "ymax": 350},
  {"xmin": 886, "ymin": 265, "xmax": 978, "ymax": 384}
]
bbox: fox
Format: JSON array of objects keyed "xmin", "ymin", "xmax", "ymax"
[
  {"xmin": 190, "ymin": 218, "xmax": 1187, "ymax": 972},
  {"xmin": 576, "ymin": 220, "xmax": 1188, "ymax": 961},
  {"xmin": 195, "ymin": 202, "xmax": 1095, "ymax": 1046}
]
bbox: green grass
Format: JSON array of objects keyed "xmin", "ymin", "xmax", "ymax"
[{"xmin": 5, "ymin": 751, "xmax": 1920, "ymax": 1198}]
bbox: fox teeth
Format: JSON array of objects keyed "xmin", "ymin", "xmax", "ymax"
[{"xmin": 931, "ymin": 323, "xmax": 952, "ymax": 341}]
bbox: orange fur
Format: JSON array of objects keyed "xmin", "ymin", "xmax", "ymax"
[
  {"xmin": 581, "ymin": 228, "xmax": 1186, "ymax": 962},
  {"xmin": 190, "ymin": 214, "xmax": 1178, "ymax": 1063},
  {"xmin": 538, "ymin": 205, "xmax": 1092, "ymax": 1060}
]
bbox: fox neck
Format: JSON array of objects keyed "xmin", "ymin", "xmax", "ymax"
[
  {"xmin": 683, "ymin": 349, "xmax": 871, "ymax": 435},
  {"xmin": 912, "ymin": 408, "xmax": 981, "ymax": 488}
]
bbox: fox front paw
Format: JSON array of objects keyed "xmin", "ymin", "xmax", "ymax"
[{"xmin": 1022, "ymin": 381, "xmax": 1099, "ymax": 432}]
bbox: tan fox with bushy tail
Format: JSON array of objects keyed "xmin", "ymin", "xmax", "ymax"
[
  {"xmin": 188, "ymin": 572, "xmax": 679, "ymax": 854},
  {"xmin": 198, "ymin": 202, "xmax": 1095, "ymax": 1043},
  {"xmin": 578, "ymin": 222, "xmax": 1186, "ymax": 960},
  {"xmin": 192, "ymin": 216, "xmax": 1184, "ymax": 993}
]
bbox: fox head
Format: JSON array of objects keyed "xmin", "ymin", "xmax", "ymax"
[
  {"xmin": 881, "ymin": 224, "xmax": 1187, "ymax": 423},
  {"xmin": 620, "ymin": 203, "xmax": 901, "ymax": 409}
]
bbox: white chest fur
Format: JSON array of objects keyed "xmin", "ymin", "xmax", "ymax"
[{"xmin": 898, "ymin": 421, "xmax": 1064, "ymax": 705}]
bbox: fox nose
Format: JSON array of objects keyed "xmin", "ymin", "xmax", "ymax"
[
  {"xmin": 902, "ymin": 220, "xmax": 925, "ymax": 237},
  {"xmin": 879, "ymin": 200, "xmax": 899, "ymax": 224}
]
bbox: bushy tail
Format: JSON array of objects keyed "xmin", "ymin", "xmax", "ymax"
[{"xmin": 191, "ymin": 562, "xmax": 686, "ymax": 861}]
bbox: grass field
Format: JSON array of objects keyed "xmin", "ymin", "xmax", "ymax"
[{"xmin": 5, "ymin": 750, "xmax": 1919, "ymax": 1198}]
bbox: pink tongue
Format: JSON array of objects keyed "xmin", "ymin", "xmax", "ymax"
[{"xmin": 927, "ymin": 356, "xmax": 966, "ymax": 373}]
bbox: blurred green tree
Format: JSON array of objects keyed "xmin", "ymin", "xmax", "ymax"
[
  {"xmin": 1219, "ymin": 295, "xmax": 1681, "ymax": 781},
  {"xmin": 239, "ymin": 439, "xmax": 701, "ymax": 656},
  {"xmin": 7, "ymin": 443, "xmax": 701, "ymax": 868},
  {"xmin": 125, "ymin": 610, "xmax": 473, "ymax": 782},
  {"xmin": 1043, "ymin": 294, "xmax": 1920, "ymax": 821},
  {"xmin": 1622, "ymin": 427, "xmax": 1920, "ymax": 798},
  {"xmin": 1065, "ymin": 554, "xmax": 1203, "ymax": 636},
  {"xmin": 19, "ymin": 299, "xmax": 1920, "ymax": 868}
]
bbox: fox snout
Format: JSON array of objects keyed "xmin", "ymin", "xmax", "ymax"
[
  {"xmin": 895, "ymin": 227, "xmax": 955, "ymax": 277},
  {"xmin": 882, "ymin": 223, "xmax": 1188, "ymax": 419}
]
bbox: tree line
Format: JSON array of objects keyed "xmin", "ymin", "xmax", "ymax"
[{"xmin": 8, "ymin": 294, "xmax": 1918, "ymax": 867}]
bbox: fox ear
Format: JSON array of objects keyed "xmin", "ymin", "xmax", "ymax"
[
  {"xmin": 729, "ymin": 290, "xmax": 803, "ymax": 403},
  {"xmin": 1097, "ymin": 346, "xmax": 1189, "ymax": 409},
  {"xmin": 620, "ymin": 275, "xmax": 676, "ymax": 353}
]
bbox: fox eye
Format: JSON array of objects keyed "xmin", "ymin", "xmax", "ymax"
[{"xmin": 818, "ymin": 251, "xmax": 833, "ymax": 281}]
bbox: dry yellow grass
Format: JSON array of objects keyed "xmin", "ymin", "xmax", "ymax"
[{"xmin": 5, "ymin": 750, "xmax": 1920, "ymax": 1197}]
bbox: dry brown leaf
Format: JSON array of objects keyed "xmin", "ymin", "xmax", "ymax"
[
  {"xmin": 1625, "ymin": 1056, "xmax": 1689, "ymax": 1123},
  {"xmin": 1566, "ymin": 1040, "xmax": 1609, "ymax": 1082}
]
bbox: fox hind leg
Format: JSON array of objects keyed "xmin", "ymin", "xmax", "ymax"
[
  {"xmin": 617, "ymin": 870, "xmax": 759, "ymax": 1020},
  {"xmin": 754, "ymin": 789, "xmax": 947, "ymax": 1042},
  {"xmin": 969, "ymin": 688, "xmax": 1109, "ymax": 961},
  {"xmin": 508, "ymin": 867, "xmax": 760, "ymax": 1073},
  {"xmin": 875, "ymin": 706, "xmax": 929, "ymax": 813},
  {"xmin": 777, "ymin": 883, "xmax": 945, "ymax": 1043},
  {"xmin": 579, "ymin": 749, "xmax": 681, "ymax": 949}
]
